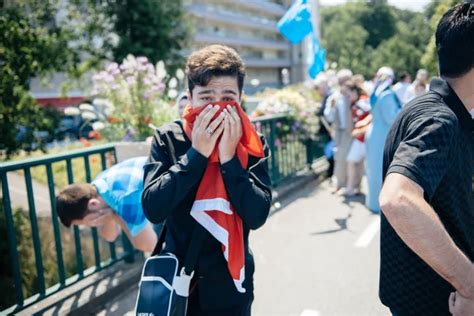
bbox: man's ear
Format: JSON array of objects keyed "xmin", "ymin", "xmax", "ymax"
[{"xmin": 87, "ymin": 198, "xmax": 100, "ymax": 211}]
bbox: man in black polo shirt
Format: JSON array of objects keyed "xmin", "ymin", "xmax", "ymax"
[{"xmin": 379, "ymin": 3, "xmax": 474, "ymax": 316}]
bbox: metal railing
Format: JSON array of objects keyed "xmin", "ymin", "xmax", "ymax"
[
  {"xmin": 0, "ymin": 114, "xmax": 324, "ymax": 314},
  {"xmin": 0, "ymin": 144, "xmax": 136, "ymax": 314},
  {"xmin": 253, "ymin": 114, "xmax": 324, "ymax": 186}
]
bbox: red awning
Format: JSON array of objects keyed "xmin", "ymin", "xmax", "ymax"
[{"xmin": 36, "ymin": 96, "xmax": 85, "ymax": 109}]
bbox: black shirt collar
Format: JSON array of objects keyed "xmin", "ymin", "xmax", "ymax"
[{"xmin": 429, "ymin": 77, "xmax": 474, "ymax": 132}]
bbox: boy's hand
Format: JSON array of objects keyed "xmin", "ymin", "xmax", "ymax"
[
  {"xmin": 82, "ymin": 208, "xmax": 114, "ymax": 227},
  {"xmin": 219, "ymin": 105, "xmax": 242, "ymax": 164},
  {"xmin": 192, "ymin": 104, "xmax": 225, "ymax": 157}
]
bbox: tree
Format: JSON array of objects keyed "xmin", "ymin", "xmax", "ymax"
[
  {"xmin": 108, "ymin": 0, "xmax": 189, "ymax": 71},
  {"xmin": 370, "ymin": 36, "xmax": 422, "ymax": 76},
  {"xmin": 322, "ymin": 11, "xmax": 372, "ymax": 76},
  {"xmin": 357, "ymin": 2, "xmax": 397, "ymax": 48},
  {"xmin": 0, "ymin": 7, "xmax": 66, "ymax": 156},
  {"xmin": 0, "ymin": 1, "xmax": 115, "ymax": 157},
  {"xmin": 321, "ymin": 1, "xmax": 433, "ymax": 79}
]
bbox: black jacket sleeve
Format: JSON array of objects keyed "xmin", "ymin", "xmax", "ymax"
[
  {"xmin": 142, "ymin": 129, "xmax": 208, "ymax": 223},
  {"xmin": 220, "ymin": 136, "xmax": 272, "ymax": 230}
]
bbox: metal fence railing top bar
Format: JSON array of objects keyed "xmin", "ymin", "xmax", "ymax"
[{"xmin": 0, "ymin": 144, "xmax": 117, "ymax": 172}]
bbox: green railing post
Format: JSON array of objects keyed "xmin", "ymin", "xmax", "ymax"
[
  {"xmin": 66, "ymin": 159, "xmax": 84, "ymax": 277},
  {"xmin": 24, "ymin": 168, "xmax": 46, "ymax": 296},
  {"xmin": 46, "ymin": 164, "xmax": 66, "ymax": 285},
  {"xmin": 84, "ymin": 156, "xmax": 101, "ymax": 269},
  {"xmin": 268, "ymin": 119, "xmax": 279, "ymax": 185},
  {"xmin": 100, "ymin": 152, "xmax": 117, "ymax": 261},
  {"xmin": 305, "ymin": 138, "xmax": 314, "ymax": 167},
  {"xmin": 122, "ymin": 232, "xmax": 135, "ymax": 263},
  {"xmin": 1, "ymin": 172, "xmax": 24, "ymax": 308}
]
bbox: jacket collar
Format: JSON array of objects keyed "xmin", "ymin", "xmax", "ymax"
[{"xmin": 429, "ymin": 77, "xmax": 474, "ymax": 132}]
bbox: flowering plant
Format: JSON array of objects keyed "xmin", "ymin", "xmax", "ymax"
[
  {"xmin": 89, "ymin": 55, "xmax": 182, "ymax": 141},
  {"xmin": 252, "ymin": 87, "xmax": 320, "ymax": 140}
]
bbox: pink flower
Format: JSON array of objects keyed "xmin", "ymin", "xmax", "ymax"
[
  {"xmin": 107, "ymin": 62, "xmax": 119, "ymax": 72},
  {"xmin": 137, "ymin": 56, "xmax": 148, "ymax": 64},
  {"xmin": 126, "ymin": 76, "xmax": 136, "ymax": 85}
]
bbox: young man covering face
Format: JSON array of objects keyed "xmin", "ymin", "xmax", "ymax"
[{"xmin": 142, "ymin": 45, "xmax": 272, "ymax": 315}]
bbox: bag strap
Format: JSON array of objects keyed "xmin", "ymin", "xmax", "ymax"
[
  {"xmin": 182, "ymin": 225, "xmax": 206, "ymax": 275},
  {"xmin": 151, "ymin": 223, "xmax": 167, "ymax": 256},
  {"xmin": 150, "ymin": 126, "xmax": 177, "ymax": 256},
  {"xmin": 150, "ymin": 123, "xmax": 206, "ymax": 275}
]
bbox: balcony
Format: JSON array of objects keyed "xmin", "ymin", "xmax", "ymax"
[
  {"xmin": 187, "ymin": 4, "xmax": 279, "ymax": 33},
  {"xmin": 216, "ymin": 0, "xmax": 287, "ymax": 17},
  {"xmin": 244, "ymin": 58, "xmax": 292, "ymax": 68},
  {"xmin": 194, "ymin": 33, "xmax": 290, "ymax": 51}
]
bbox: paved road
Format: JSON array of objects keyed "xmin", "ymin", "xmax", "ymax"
[
  {"xmin": 96, "ymin": 179, "xmax": 390, "ymax": 316},
  {"xmin": 3, "ymin": 172, "xmax": 53, "ymax": 217}
]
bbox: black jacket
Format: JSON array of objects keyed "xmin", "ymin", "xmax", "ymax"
[{"xmin": 142, "ymin": 121, "xmax": 272, "ymax": 310}]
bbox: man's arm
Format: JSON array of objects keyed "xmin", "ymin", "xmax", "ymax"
[
  {"xmin": 98, "ymin": 217, "xmax": 121, "ymax": 242},
  {"xmin": 111, "ymin": 215, "xmax": 157, "ymax": 252},
  {"xmin": 380, "ymin": 173, "xmax": 474, "ymax": 298}
]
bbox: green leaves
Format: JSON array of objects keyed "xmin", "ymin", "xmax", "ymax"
[
  {"xmin": 320, "ymin": 1, "xmax": 436, "ymax": 79},
  {"xmin": 0, "ymin": 1, "xmax": 115, "ymax": 157},
  {"xmin": 108, "ymin": 0, "xmax": 189, "ymax": 74}
]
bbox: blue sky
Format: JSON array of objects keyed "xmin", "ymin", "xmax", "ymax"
[{"xmin": 320, "ymin": 0, "xmax": 431, "ymax": 12}]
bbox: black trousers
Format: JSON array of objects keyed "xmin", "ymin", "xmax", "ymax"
[{"xmin": 187, "ymin": 289, "xmax": 253, "ymax": 316}]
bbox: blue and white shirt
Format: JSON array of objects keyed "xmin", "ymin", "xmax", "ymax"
[{"xmin": 92, "ymin": 157, "xmax": 148, "ymax": 236}]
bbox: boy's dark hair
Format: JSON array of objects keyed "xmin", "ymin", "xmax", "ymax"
[
  {"xmin": 436, "ymin": 2, "xmax": 474, "ymax": 78},
  {"xmin": 55, "ymin": 183, "xmax": 97, "ymax": 227},
  {"xmin": 186, "ymin": 45, "xmax": 246, "ymax": 95}
]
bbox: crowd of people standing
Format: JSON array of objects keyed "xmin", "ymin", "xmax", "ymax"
[{"xmin": 314, "ymin": 66, "xmax": 432, "ymax": 213}]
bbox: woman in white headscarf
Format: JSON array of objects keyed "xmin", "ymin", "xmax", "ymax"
[{"xmin": 365, "ymin": 67, "xmax": 401, "ymax": 212}]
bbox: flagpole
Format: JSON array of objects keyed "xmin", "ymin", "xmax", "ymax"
[
  {"xmin": 309, "ymin": 0, "xmax": 321, "ymax": 41},
  {"xmin": 305, "ymin": 0, "xmax": 321, "ymax": 80}
]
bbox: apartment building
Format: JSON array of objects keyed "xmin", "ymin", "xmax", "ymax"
[
  {"xmin": 185, "ymin": 0, "xmax": 306, "ymax": 94},
  {"xmin": 27, "ymin": 0, "xmax": 306, "ymax": 105}
]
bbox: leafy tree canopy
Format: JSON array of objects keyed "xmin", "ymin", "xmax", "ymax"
[
  {"xmin": 320, "ymin": 0, "xmax": 447, "ymax": 79},
  {"xmin": 108, "ymin": 0, "xmax": 189, "ymax": 72}
]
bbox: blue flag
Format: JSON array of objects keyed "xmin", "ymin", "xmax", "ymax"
[
  {"xmin": 309, "ymin": 47, "xmax": 326, "ymax": 78},
  {"xmin": 308, "ymin": 35, "xmax": 326, "ymax": 78},
  {"xmin": 277, "ymin": 0, "xmax": 313, "ymax": 44}
]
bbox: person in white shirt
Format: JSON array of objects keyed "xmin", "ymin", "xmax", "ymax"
[
  {"xmin": 393, "ymin": 72, "xmax": 412, "ymax": 106},
  {"xmin": 403, "ymin": 69, "xmax": 429, "ymax": 104},
  {"xmin": 324, "ymin": 69, "xmax": 353, "ymax": 193}
]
